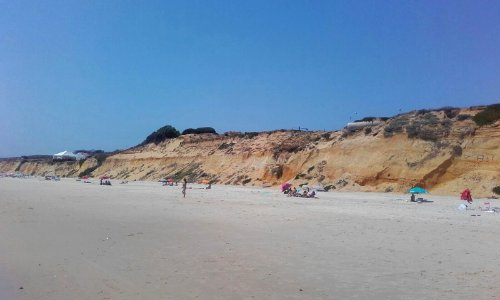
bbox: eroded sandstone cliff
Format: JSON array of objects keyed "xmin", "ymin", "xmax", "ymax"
[{"xmin": 1, "ymin": 106, "xmax": 499, "ymax": 197}]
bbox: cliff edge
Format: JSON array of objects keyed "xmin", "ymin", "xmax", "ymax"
[{"xmin": 1, "ymin": 105, "xmax": 499, "ymax": 197}]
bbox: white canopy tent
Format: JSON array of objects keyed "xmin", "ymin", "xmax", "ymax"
[{"xmin": 53, "ymin": 151, "xmax": 85, "ymax": 161}]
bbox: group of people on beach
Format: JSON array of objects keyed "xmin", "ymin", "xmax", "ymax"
[
  {"xmin": 100, "ymin": 179, "xmax": 111, "ymax": 185},
  {"xmin": 283, "ymin": 185, "xmax": 316, "ymax": 198}
]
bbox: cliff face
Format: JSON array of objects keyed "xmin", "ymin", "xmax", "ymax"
[
  {"xmin": 1, "ymin": 106, "xmax": 499, "ymax": 197},
  {"xmin": 0, "ymin": 158, "xmax": 99, "ymax": 178}
]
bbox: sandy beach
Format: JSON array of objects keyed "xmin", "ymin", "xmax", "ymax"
[{"xmin": 1, "ymin": 177, "xmax": 499, "ymax": 299}]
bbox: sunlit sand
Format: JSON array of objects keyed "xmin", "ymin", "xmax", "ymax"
[{"xmin": 1, "ymin": 178, "xmax": 499, "ymax": 299}]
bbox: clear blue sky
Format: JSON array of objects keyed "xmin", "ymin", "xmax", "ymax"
[{"xmin": 1, "ymin": 0, "xmax": 499, "ymax": 157}]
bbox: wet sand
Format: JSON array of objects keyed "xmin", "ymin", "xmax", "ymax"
[{"xmin": 1, "ymin": 177, "xmax": 499, "ymax": 299}]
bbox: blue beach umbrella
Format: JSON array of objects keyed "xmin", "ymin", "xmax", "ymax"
[{"xmin": 407, "ymin": 187, "xmax": 429, "ymax": 194}]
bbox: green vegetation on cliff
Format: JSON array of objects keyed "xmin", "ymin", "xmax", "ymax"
[
  {"xmin": 473, "ymin": 104, "xmax": 500, "ymax": 126},
  {"xmin": 141, "ymin": 125, "xmax": 180, "ymax": 145}
]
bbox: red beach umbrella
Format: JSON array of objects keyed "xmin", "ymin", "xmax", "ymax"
[{"xmin": 281, "ymin": 182, "xmax": 291, "ymax": 192}]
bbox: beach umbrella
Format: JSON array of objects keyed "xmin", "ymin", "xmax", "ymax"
[
  {"xmin": 281, "ymin": 182, "xmax": 291, "ymax": 192},
  {"xmin": 407, "ymin": 187, "xmax": 429, "ymax": 194},
  {"xmin": 460, "ymin": 188, "xmax": 472, "ymax": 202}
]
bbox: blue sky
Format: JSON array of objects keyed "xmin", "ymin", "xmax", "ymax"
[{"xmin": 1, "ymin": 0, "xmax": 499, "ymax": 157}]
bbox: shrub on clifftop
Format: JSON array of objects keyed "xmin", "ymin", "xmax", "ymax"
[
  {"xmin": 473, "ymin": 104, "xmax": 500, "ymax": 126},
  {"xmin": 181, "ymin": 127, "xmax": 217, "ymax": 135},
  {"xmin": 142, "ymin": 125, "xmax": 180, "ymax": 145}
]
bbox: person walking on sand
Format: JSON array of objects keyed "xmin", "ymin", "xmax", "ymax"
[{"xmin": 182, "ymin": 178, "xmax": 187, "ymax": 198}]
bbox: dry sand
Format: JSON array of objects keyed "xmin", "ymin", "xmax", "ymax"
[{"xmin": 1, "ymin": 177, "xmax": 499, "ymax": 300}]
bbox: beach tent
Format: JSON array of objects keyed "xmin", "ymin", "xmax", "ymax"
[
  {"xmin": 53, "ymin": 150, "xmax": 84, "ymax": 161},
  {"xmin": 74, "ymin": 152, "xmax": 87, "ymax": 160}
]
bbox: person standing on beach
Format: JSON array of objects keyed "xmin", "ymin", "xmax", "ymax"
[{"xmin": 182, "ymin": 178, "xmax": 187, "ymax": 198}]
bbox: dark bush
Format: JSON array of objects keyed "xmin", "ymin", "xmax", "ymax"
[
  {"xmin": 242, "ymin": 178, "xmax": 252, "ymax": 185},
  {"xmin": 364, "ymin": 127, "xmax": 372, "ymax": 135},
  {"xmin": 493, "ymin": 186, "xmax": 500, "ymax": 195},
  {"xmin": 405, "ymin": 121, "xmax": 442, "ymax": 141},
  {"xmin": 197, "ymin": 127, "xmax": 217, "ymax": 134},
  {"xmin": 441, "ymin": 119, "xmax": 452, "ymax": 128},
  {"xmin": 223, "ymin": 131, "xmax": 243, "ymax": 137},
  {"xmin": 342, "ymin": 129, "xmax": 358, "ymax": 138},
  {"xmin": 383, "ymin": 131, "xmax": 394, "ymax": 138},
  {"xmin": 19, "ymin": 155, "xmax": 52, "ymax": 160},
  {"xmin": 435, "ymin": 106, "xmax": 458, "ymax": 111},
  {"xmin": 416, "ymin": 109, "xmax": 430, "ymax": 115},
  {"xmin": 456, "ymin": 114, "xmax": 471, "ymax": 121},
  {"xmin": 142, "ymin": 125, "xmax": 180, "ymax": 145},
  {"xmin": 472, "ymin": 104, "xmax": 500, "ymax": 126},
  {"xmin": 74, "ymin": 149, "xmax": 104, "ymax": 156},
  {"xmin": 417, "ymin": 129, "xmax": 439, "ymax": 142},
  {"xmin": 420, "ymin": 113, "xmax": 439, "ymax": 125},
  {"xmin": 444, "ymin": 109, "xmax": 458, "ymax": 119},
  {"xmin": 406, "ymin": 124, "xmax": 418, "ymax": 139},
  {"xmin": 336, "ymin": 179, "xmax": 349, "ymax": 187},
  {"xmin": 218, "ymin": 142, "xmax": 234, "ymax": 150},
  {"xmin": 451, "ymin": 145, "xmax": 463, "ymax": 157},
  {"xmin": 182, "ymin": 128, "xmax": 196, "ymax": 135},
  {"xmin": 384, "ymin": 118, "xmax": 408, "ymax": 137},
  {"xmin": 380, "ymin": 117, "xmax": 390, "ymax": 121},
  {"xmin": 354, "ymin": 117, "xmax": 377, "ymax": 122},
  {"xmin": 182, "ymin": 127, "xmax": 217, "ymax": 135},
  {"xmin": 244, "ymin": 132, "xmax": 259, "ymax": 139},
  {"xmin": 324, "ymin": 185, "xmax": 335, "ymax": 191}
]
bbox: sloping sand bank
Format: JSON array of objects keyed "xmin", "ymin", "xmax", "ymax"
[{"xmin": 1, "ymin": 178, "xmax": 499, "ymax": 299}]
